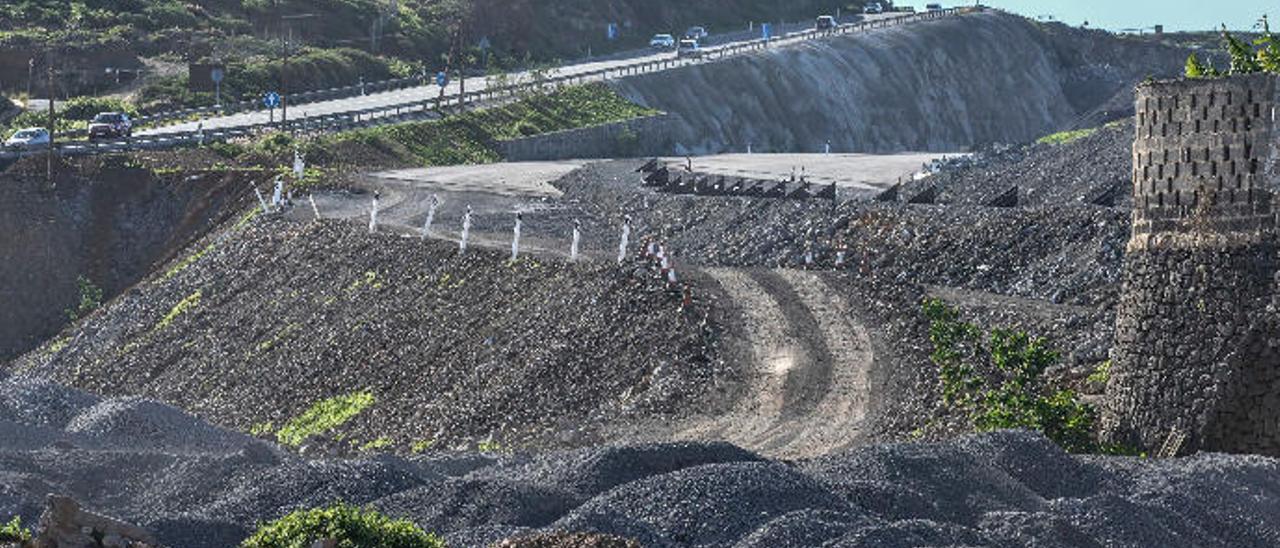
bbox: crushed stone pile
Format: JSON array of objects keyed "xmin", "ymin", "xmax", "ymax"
[
  {"xmin": 12, "ymin": 219, "xmax": 722, "ymax": 453},
  {"xmin": 2, "ymin": 377, "xmax": 1278, "ymax": 548},
  {"xmin": 902, "ymin": 120, "xmax": 1134, "ymax": 208},
  {"xmin": 556, "ymin": 162, "xmax": 1129, "ymax": 307}
]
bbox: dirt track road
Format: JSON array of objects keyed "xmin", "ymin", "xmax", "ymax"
[{"xmin": 675, "ymin": 268, "xmax": 874, "ymax": 459}]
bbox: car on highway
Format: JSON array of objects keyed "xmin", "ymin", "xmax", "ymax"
[
  {"xmin": 649, "ymin": 34, "xmax": 676, "ymax": 50},
  {"xmin": 676, "ymin": 39, "xmax": 704, "ymax": 59},
  {"xmin": 4, "ymin": 127, "xmax": 51, "ymax": 150},
  {"xmin": 684, "ymin": 26, "xmax": 709, "ymax": 41},
  {"xmin": 926, "ymin": 3, "xmax": 944, "ymax": 11},
  {"xmin": 816, "ymin": 15, "xmax": 838, "ymax": 30},
  {"xmin": 88, "ymin": 112, "xmax": 133, "ymax": 140},
  {"xmin": 864, "ymin": 2, "xmax": 884, "ymax": 14}
]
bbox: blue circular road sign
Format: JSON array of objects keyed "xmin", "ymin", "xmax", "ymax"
[
  {"xmin": 263, "ymin": 91, "xmax": 281, "ymax": 108},
  {"xmin": 435, "ymin": 71, "xmax": 449, "ymax": 88}
]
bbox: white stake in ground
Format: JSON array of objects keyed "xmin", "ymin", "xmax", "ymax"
[
  {"xmin": 253, "ymin": 185, "xmax": 270, "ymax": 213},
  {"xmin": 422, "ymin": 194, "xmax": 440, "ymax": 239},
  {"xmin": 271, "ymin": 176, "xmax": 284, "ymax": 210},
  {"xmin": 369, "ymin": 192, "xmax": 380, "ymax": 233},
  {"xmin": 571, "ymin": 219, "xmax": 582, "ymax": 262},
  {"xmin": 460, "ymin": 205, "xmax": 472, "ymax": 253},
  {"xmin": 511, "ymin": 212, "xmax": 523, "ymax": 261},
  {"xmin": 292, "ymin": 147, "xmax": 306, "ymax": 180},
  {"xmin": 617, "ymin": 214, "xmax": 631, "ymax": 264},
  {"xmin": 309, "ymin": 194, "xmax": 321, "ymax": 220}
]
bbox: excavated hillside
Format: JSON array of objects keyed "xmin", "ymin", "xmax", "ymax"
[
  {"xmin": 613, "ymin": 12, "xmax": 1188, "ymax": 154},
  {"xmin": 0, "ymin": 154, "xmax": 252, "ymax": 361}
]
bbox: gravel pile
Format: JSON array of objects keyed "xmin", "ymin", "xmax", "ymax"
[
  {"xmin": 3, "ymin": 378, "xmax": 1279, "ymax": 548},
  {"xmin": 900, "ymin": 120, "xmax": 1134, "ymax": 208},
  {"xmin": 554, "ymin": 161, "xmax": 1129, "ymax": 307},
  {"xmin": 14, "ymin": 219, "xmax": 722, "ymax": 453}
]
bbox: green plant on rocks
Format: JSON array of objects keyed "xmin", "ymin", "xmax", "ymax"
[
  {"xmin": 923, "ymin": 299, "xmax": 1097, "ymax": 453},
  {"xmin": 156, "ymin": 290, "xmax": 202, "ymax": 331},
  {"xmin": 276, "ymin": 392, "xmax": 376, "ymax": 447},
  {"xmin": 0, "ymin": 516, "xmax": 31, "ymax": 544},
  {"xmin": 64, "ymin": 275, "xmax": 103, "ymax": 321},
  {"xmin": 1185, "ymin": 16, "xmax": 1280, "ymax": 78},
  {"xmin": 241, "ymin": 504, "xmax": 443, "ymax": 548}
]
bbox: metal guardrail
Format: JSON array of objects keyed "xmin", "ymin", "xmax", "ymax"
[{"xmin": 7, "ymin": 7, "xmax": 976, "ymax": 162}]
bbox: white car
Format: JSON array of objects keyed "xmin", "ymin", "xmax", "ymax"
[
  {"xmin": 864, "ymin": 2, "xmax": 885, "ymax": 14},
  {"xmin": 649, "ymin": 34, "xmax": 676, "ymax": 49},
  {"xmin": 4, "ymin": 127, "xmax": 51, "ymax": 150}
]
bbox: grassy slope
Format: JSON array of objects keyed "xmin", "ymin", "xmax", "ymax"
[{"xmin": 299, "ymin": 83, "xmax": 659, "ymax": 169}]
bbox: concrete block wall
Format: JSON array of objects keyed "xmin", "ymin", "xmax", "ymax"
[
  {"xmin": 1103, "ymin": 74, "xmax": 1280, "ymax": 456},
  {"xmin": 496, "ymin": 114, "xmax": 674, "ymax": 162}
]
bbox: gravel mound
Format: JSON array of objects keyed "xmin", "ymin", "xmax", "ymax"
[
  {"xmin": 901, "ymin": 119, "xmax": 1134, "ymax": 208},
  {"xmin": 3, "ymin": 384, "xmax": 1280, "ymax": 548},
  {"xmin": 14, "ymin": 219, "xmax": 722, "ymax": 452},
  {"xmin": 493, "ymin": 532, "xmax": 642, "ymax": 548}
]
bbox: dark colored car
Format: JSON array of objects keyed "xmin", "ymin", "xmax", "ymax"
[{"xmin": 88, "ymin": 112, "xmax": 132, "ymax": 140}]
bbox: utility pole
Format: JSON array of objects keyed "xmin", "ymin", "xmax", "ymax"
[
  {"xmin": 279, "ymin": 13, "xmax": 316, "ymax": 130},
  {"xmin": 46, "ymin": 50, "xmax": 55, "ymax": 183}
]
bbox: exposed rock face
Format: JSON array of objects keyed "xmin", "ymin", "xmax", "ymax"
[
  {"xmin": 1103, "ymin": 74, "xmax": 1280, "ymax": 456},
  {"xmin": 32, "ymin": 495, "xmax": 155, "ymax": 548},
  {"xmin": 613, "ymin": 12, "xmax": 1188, "ymax": 154},
  {"xmin": 0, "ymin": 155, "xmax": 249, "ymax": 361}
]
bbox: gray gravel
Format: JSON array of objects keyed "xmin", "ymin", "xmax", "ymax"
[{"xmin": 3, "ymin": 378, "xmax": 1280, "ymax": 548}]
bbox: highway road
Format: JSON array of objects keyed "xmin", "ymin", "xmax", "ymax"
[
  {"xmin": 0, "ymin": 9, "xmax": 973, "ymax": 160},
  {"xmin": 138, "ymin": 12, "xmax": 918, "ymax": 137}
]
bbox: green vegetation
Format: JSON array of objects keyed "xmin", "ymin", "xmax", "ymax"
[
  {"xmin": 241, "ymin": 504, "xmax": 444, "ymax": 548},
  {"xmin": 308, "ymin": 83, "xmax": 657, "ymax": 168},
  {"xmin": 156, "ymin": 289, "xmax": 202, "ymax": 331},
  {"xmin": 359, "ymin": 437, "xmax": 393, "ymax": 452},
  {"xmin": 276, "ymin": 392, "xmax": 375, "ymax": 447},
  {"xmin": 65, "ymin": 275, "xmax": 103, "ymax": 321},
  {"xmin": 410, "ymin": 439, "xmax": 435, "ymax": 454},
  {"xmin": 137, "ymin": 48, "xmax": 411, "ymax": 112},
  {"xmin": 1087, "ymin": 361, "xmax": 1112, "ymax": 386},
  {"xmin": 1037, "ymin": 127, "xmax": 1098, "ymax": 146},
  {"xmin": 0, "ymin": 516, "xmax": 32, "ymax": 544},
  {"xmin": 923, "ymin": 299, "xmax": 1097, "ymax": 453},
  {"xmin": 1186, "ymin": 16, "xmax": 1280, "ymax": 77},
  {"xmin": 3, "ymin": 96, "xmax": 135, "ymax": 136}
]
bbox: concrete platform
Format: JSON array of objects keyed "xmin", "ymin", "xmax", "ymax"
[
  {"xmin": 662, "ymin": 153, "xmax": 958, "ymax": 195},
  {"xmin": 367, "ymin": 161, "xmax": 585, "ymax": 198}
]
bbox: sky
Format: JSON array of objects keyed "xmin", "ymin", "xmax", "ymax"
[{"xmin": 973, "ymin": 0, "xmax": 1272, "ymax": 32}]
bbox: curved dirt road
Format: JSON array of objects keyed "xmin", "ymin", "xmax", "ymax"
[{"xmin": 675, "ymin": 268, "xmax": 874, "ymax": 460}]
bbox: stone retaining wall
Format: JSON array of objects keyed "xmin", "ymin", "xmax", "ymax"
[
  {"xmin": 1103, "ymin": 74, "xmax": 1280, "ymax": 456},
  {"xmin": 496, "ymin": 114, "xmax": 674, "ymax": 162}
]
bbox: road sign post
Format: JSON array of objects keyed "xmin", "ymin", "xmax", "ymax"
[
  {"xmin": 211, "ymin": 67, "xmax": 224, "ymax": 110},
  {"xmin": 264, "ymin": 91, "xmax": 281, "ymax": 125}
]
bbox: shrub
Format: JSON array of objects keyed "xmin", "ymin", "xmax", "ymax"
[
  {"xmin": 1186, "ymin": 16, "xmax": 1280, "ymax": 77},
  {"xmin": 276, "ymin": 392, "xmax": 375, "ymax": 447},
  {"xmin": 0, "ymin": 516, "xmax": 31, "ymax": 543},
  {"xmin": 241, "ymin": 504, "xmax": 443, "ymax": 548},
  {"xmin": 923, "ymin": 298, "xmax": 1097, "ymax": 453},
  {"xmin": 65, "ymin": 275, "xmax": 103, "ymax": 321}
]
